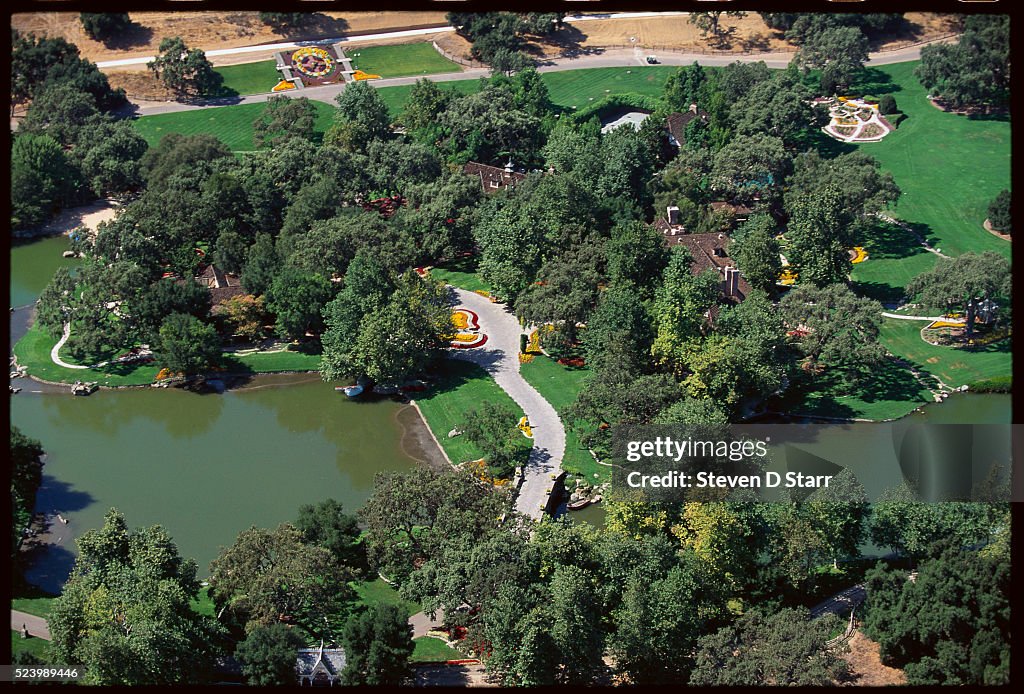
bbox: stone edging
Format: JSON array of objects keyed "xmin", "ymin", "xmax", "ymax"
[{"xmin": 983, "ymin": 218, "xmax": 1012, "ymax": 242}]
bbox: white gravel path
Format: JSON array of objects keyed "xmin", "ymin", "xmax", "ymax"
[
  {"xmin": 448, "ymin": 289, "xmax": 565, "ymax": 520},
  {"xmin": 51, "ymin": 323, "xmax": 89, "ymax": 369}
]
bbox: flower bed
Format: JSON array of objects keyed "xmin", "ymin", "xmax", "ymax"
[
  {"xmin": 859, "ymin": 123, "xmax": 885, "ymax": 139},
  {"xmin": 778, "ymin": 267, "xmax": 798, "ymax": 286},
  {"xmin": 272, "ymin": 80, "xmax": 295, "ymax": 92},
  {"xmin": 352, "ymin": 69, "xmax": 381, "ymax": 81},
  {"xmin": 518, "ymin": 416, "xmax": 533, "ymax": 439},
  {"xmin": 450, "ymin": 333, "xmax": 488, "ymax": 349},
  {"xmin": 557, "ymin": 357, "xmax": 586, "ymax": 368},
  {"xmin": 830, "ymin": 125, "xmax": 856, "ymax": 137},
  {"xmin": 452, "ymin": 308, "xmax": 479, "ymax": 331},
  {"xmin": 850, "ymin": 246, "xmax": 869, "ymax": 264},
  {"xmin": 292, "ymin": 47, "xmax": 335, "ymax": 78}
]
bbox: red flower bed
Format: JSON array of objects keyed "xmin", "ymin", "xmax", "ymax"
[
  {"xmin": 557, "ymin": 357, "xmax": 586, "ymax": 368},
  {"xmin": 453, "ymin": 308, "xmax": 480, "ymax": 331}
]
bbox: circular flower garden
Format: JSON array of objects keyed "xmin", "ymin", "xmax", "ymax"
[{"xmin": 291, "ymin": 46, "xmax": 335, "ymax": 78}]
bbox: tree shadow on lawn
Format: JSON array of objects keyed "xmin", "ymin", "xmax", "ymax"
[
  {"xmin": 417, "ymin": 359, "xmax": 493, "ymax": 399},
  {"xmin": 864, "ymin": 220, "xmax": 930, "ymax": 260},
  {"xmin": 851, "ymin": 280, "xmax": 904, "ymax": 304},
  {"xmin": 847, "ymin": 359, "xmax": 927, "ymax": 406},
  {"xmin": 850, "ymin": 68, "xmax": 900, "ymax": 97}
]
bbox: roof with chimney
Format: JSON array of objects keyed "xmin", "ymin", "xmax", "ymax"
[
  {"xmin": 662, "ymin": 230, "xmax": 751, "ymax": 302},
  {"xmin": 463, "ymin": 160, "xmax": 527, "ymax": 194},
  {"xmin": 666, "ymin": 104, "xmax": 709, "ymax": 147}
]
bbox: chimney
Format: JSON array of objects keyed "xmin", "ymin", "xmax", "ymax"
[
  {"xmin": 689, "ymin": 102, "xmax": 698, "ymax": 113},
  {"xmin": 667, "ymin": 206, "xmax": 680, "ymax": 225},
  {"xmin": 504, "ymin": 158, "xmax": 514, "ymax": 173}
]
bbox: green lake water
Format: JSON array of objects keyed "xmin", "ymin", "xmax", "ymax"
[
  {"xmin": 11, "ymin": 378, "xmax": 418, "ymax": 592},
  {"xmin": 10, "ymin": 235, "xmax": 80, "ymax": 308}
]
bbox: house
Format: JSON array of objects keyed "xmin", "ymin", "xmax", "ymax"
[
  {"xmin": 195, "ymin": 263, "xmax": 247, "ymax": 304},
  {"xmin": 665, "ymin": 103, "xmax": 710, "ymax": 148},
  {"xmin": 296, "ymin": 642, "xmax": 347, "ymax": 687},
  {"xmin": 668, "ymin": 232, "xmax": 751, "ymax": 302},
  {"xmin": 463, "ymin": 160, "xmax": 527, "ymax": 194}
]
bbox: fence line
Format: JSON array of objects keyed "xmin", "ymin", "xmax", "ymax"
[{"xmin": 432, "ymin": 41, "xmax": 488, "ymax": 69}]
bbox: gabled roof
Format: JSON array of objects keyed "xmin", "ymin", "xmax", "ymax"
[
  {"xmin": 195, "ymin": 263, "xmax": 247, "ymax": 304},
  {"xmin": 463, "ymin": 162, "xmax": 527, "ymax": 194},
  {"xmin": 296, "ymin": 642, "xmax": 347, "ymax": 679},
  {"xmin": 666, "ymin": 106, "xmax": 709, "ymax": 146}
]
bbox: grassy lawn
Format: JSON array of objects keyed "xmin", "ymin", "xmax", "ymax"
[
  {"xmin": 879, "ymin": 318, "xmax": 1011, "ymax": 388},
  {"xmin": 849, "ymin": 221, "xmax": 938, "ymax": 303},
  {"xmin": 214, "ymin": 60, "xmax": 282, "ymax": 96},
  {"xmin": 781, "ymin": 357, "xmax": 934, "ymax": 421},
  {"xmin": 351, "ymin": 578, "xmax": 420, "ymax": 619},
  {"xmin": 850, "ymin": 62, "xmax": 1010, "ymax": 260},
  {"xmin": 348, "ymin": 43, "xmax": 461, "ymax": 79},
  {"xmin": 412, "ymin": 360, "xmax": 526, "ymax": 466},
  {"xmin": 13, "ymin": 322, "xmax": 322, "ymax": 386},
  {"xmin": 14, "ymin": 322, "xmax": 160, "ymax": 386},
  {"xmin": 412, "ymin": 636, "xmax": 464, "ymax": 663},
  {"xmin": 429, "ymin": 256, "xmax": 491, "ymax": 294},
  {"xmin": 11, "ymin": 631, "xmax": 51, "ymax": 660},
  {"xmin": 542, "ymin": 66, "xmax": 678, "ymax": 110},
  {"xmin": 519, "ymin": 355, "xmax": 607, "ymax": 482},
  {"xmin": 133, "ymin": 100, "xmax": 337, "ymax": 152},
  {"xmin": 189, "ymin": 586, "xmax": 216, "ymax": 618},
  {"xmin": 11, "ymin": 596, "xmax": 55, "ymax": 619}
]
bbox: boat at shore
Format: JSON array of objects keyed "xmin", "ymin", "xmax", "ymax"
[{"xmin": 335, "ymin": 384, "xmax": 364, "ymax": 397}]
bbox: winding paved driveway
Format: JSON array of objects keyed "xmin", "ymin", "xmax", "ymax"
[{"xmin": 448, "ymin": 289, "xmax": 565, "ymax": 520}]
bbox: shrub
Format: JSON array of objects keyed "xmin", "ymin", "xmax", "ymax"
[
  {"xmin": 878, "ymin": 94, "xmax": 898, "ymax": 115},
  {"xmin": 987, "ymin": 189, "xmax": 1011, "ymax": 234}
]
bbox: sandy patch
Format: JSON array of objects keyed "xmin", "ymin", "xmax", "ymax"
[
  {"xmin": 840, "ymin": 630, "xmax": 907, "ymax": 686},
  {"xmin": 37, "ymin": 199, "xmax": 119, "ymax": 238},
  {"xmin": 11, "ymin": 11, "xmax": 448, "ymax": 65}
]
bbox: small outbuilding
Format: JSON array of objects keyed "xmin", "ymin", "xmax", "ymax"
[{"xmin": 296, "ymin": 641, "xmax": 347, "ymax": 687}]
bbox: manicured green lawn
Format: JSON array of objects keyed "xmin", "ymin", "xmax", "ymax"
[
  {"xmin": 11, "ymin": 631, "xmax": 51, "ymax": 660},
  {"xmin": 411, "ymin": 360, "xmax": 526, "ymax": 466},
  {"xmin": 412, "ymin": 636, "xmax": 464, "ymax": 663},
  {"xmin": 519, "ymin": 355, "xmax": 607, "ymax": 482},
  {"xmin": 214, "ymin": 60, "xmax": 282, "ymax": 96},
  {"xmin": 850, "ymin": 220, "xmax": 938, "ymax": 302},
  {"xmin": 542, "ymin": 66, "xmax": 677, "ymax": 110},
  {"xmin": 781, "ymin": 357, "xmax": 934, "ymax": 421},
  {"xmin": 348, "ymin": 43, "xmax": 462, "ymax": 79},
  {"xmin": 13, "ymin": 322, "xmax": 322, "ymax": 386},
  {"xmin": 879, "ymin": 318, "xmax": 1011, "ymax": 388},
  {"xmin": 14, "ymin": 323, "xmax": 159, "ymax": 386},
  {"xmin": 351, "ymin": 578, "xmax": 420, "ymax": 619},
  {"xmin": 11, "ymin": 596, "xmax": 55, "ymax": 619},
  {"xmin": 133, "ymin": 100, "xmax": 337, "ymax": 152},
  {"xmin": 189, "ymin": 586, "xmax": 216, "ymax": 618},
  {"xmin": 429, "ymin": 257, "xmax": 492, "ymax": 294},
  {"xmin": 850, "ymin": 62, "xmax": 1010, "ymax": 260}
]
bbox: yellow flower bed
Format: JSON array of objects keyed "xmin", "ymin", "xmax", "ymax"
[
  {"xmin": 518, "ymin": 353, "xmax": 535, "ymax": 364},
  {"xmin": 778, "ymin": 268, "xmax": 798, "ymax": 285},
  {"xmin": 452, "ymin": 312, "xmax": 469, "ymax": 330},
  {"xmin": 927, "ymin": 320, "xmax": 965, "ymax": 330},
  {"xmin": 851, "ymin": 247, "xmax": 869, "ymax": 264},
  {"xmin": 526, "ymin": 329, "xmax": 541, "ymax": 354},
  {"xmin": 352, "ymin": 70, "xmax": 381, "ymax": 80},
  {"xmin": 452, "ymin": 332, "xmax": 480, "ymax": 343},
  {"xmin": 518, "ymin": 416, "xmax": 533, "ymax": 439},
  {"xmin": 272, "ymin": 79, "xmax": 296, "ymax": 92},
  {"xmin": 464, "ymin": 458, "xmax": 510, "ymax": 486}
]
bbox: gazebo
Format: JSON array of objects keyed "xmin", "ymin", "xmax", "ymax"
[{"xmin": 296, "ymin": 641, "xmax": 347, "ymax": 687}]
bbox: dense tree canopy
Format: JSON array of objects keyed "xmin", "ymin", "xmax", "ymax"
[{"xmin": 916, "ymin": 15, "xmax": 1009, "ymax": 110}]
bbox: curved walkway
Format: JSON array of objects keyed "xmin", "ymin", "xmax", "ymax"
[
  {"xmin": 881, "ymin": 312, "xmax": 962, "ymax": 322},
  {"xmin": 448, "ymin": 288, "xmax": 565, "ymax": 520},
  {"xmin": 51, "ymin": 323, "xmax": 89, "ymax": 370}
]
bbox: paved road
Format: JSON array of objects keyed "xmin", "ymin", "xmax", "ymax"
[
  {"xmin": 120, "ymin": 39, "xmax": 950, "ymax": 119},
  {"xmin": 810, "ymin": 584, "xmax": 866, "ymax": 619},
  {"xmin": 11, "ymin": 610, "xmax": 51, "ymax": 641},
  {"xmin": 409, "ymin": 607, "xmax": 446, "ymax": 639},
  {"xmin": 448, "ymin": 289, "xmax": 565, "ymax": 520},
  {"xmin": 94, "ymin": 12, "xmax": 691, "ymax": 69}
]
